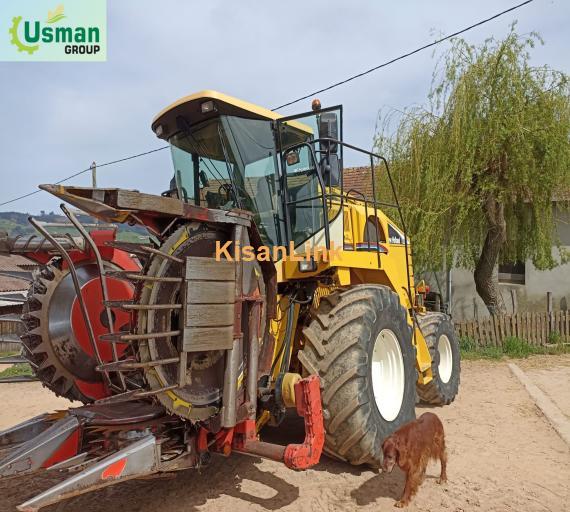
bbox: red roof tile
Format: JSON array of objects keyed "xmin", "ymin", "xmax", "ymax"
[{"xmin": 343, "ymin": 167, "xmax": 374, "ymax": 199}]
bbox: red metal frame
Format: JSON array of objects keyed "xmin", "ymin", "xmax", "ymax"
[
  {"xmin": 41, "ymin": 428, "xmax": 81, "ymax": 469},
  {"xmin": 283, "ymin": 375, "xmax": 325, "ymax": 470},
  {"xmin": 197, "ymin": 376, "xmax": 325, "ymax": 470}
]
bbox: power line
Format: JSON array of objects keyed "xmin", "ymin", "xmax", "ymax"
[
  {"xmin": 0, "ymin": 146, "xmax": 168, "ymax": 208},
  {"xmin": 271, "ymin": 0, "xmax": 535, "ymax": 110},
  {"xmin": 0, "ymin": 0, "xmax": 536, "ymax": 208}
]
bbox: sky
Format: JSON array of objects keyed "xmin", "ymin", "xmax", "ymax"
[{"xmin": 0, "ymin": 0, "xmax": 568, "ymax": 214}]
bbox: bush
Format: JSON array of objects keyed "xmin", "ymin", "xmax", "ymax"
[{"xmin": 503, "ymin": 337, "xmax": 542, "ymax": 358}]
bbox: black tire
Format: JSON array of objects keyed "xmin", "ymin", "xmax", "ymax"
[
  {"xmin": 298, "ymin": 284, "xmax": 417, "ymax": 467},
  {"xmin": 416, "ymin": 313, "xmax": 460, "ymax": 405}
]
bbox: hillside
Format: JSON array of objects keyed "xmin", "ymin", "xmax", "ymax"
[{"xmin": 0, "ymin": 211, "xmax": 149, "ymax": 243}]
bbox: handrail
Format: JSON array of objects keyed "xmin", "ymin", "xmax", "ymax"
[{"xmin": 281, "ymin": 137, "xmax": 413, "ymax": 303}]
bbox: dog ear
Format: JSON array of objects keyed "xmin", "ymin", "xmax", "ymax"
[
  {"xmin": 386, "ymin": 435, "xmax": 401, "ymax": 462},
  {"xmin": 382, "ymin": 435, "xmax": 394, "ymax": 451}
]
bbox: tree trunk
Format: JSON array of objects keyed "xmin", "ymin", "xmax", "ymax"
[{"xmin": 474, "ymin": 195, "xmax": 507, "ymax": 315}]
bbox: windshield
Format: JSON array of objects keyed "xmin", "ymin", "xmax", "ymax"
[{"xmin": 169, "ymin": 116, "xmax": 287, "ymax": 247}]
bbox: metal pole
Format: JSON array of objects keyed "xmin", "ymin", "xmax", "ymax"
[{"xmin": 446, "ymin": 268, "xmax": 452, "ymax": 315}]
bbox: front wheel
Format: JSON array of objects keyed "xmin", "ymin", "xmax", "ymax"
[{"xmin": 298, "ymin": 285, "xmax": 417, "ymax": 467}]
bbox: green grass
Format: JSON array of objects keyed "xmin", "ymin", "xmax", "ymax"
[
  {"xmin": 459, "ymin": 335, "xmax": 570, "ymax": 360},
  {"xmin": 0, "ymin": 351, "xmax": 33, "ymax": 378},
  {"xmin": 0, "ymin": 363, "xmax": 33, "ymax": 378}
]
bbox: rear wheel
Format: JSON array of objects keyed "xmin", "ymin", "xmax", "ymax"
[
  {"xmin": 416, "ymin": 313, "xmax": 460, "ymax": 405},
  {"xmin": 298, "ymin": 285, "xmax": 416, "ymax": 467}
]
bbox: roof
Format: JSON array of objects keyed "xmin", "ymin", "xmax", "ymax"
[
  {"xmin": 343, "ymin": 167, "xmax": 570, "ymax": 205},
  {"xmin": 0, "ymin": 254, "xmax": 35, "ymax": 272},
  {"xmin": 151, "ymin": 90, "xmax": 311, "ymax": 141},
  {"xmin": 343, "ymin": 167, "xmax": 374, "ymax": 199},
  {"xmin": 0, "ymin": 254, "xmax": 38, "ymax": 292},
  {"xmin": 553, "ymin": 188, "xmax": 570, "ymax": 202}
]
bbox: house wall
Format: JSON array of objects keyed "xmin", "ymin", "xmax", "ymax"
[{"xmin": 426, "ymin": 206, "xmax": 570, "ymax": 321}]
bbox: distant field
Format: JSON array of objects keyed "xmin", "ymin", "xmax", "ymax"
[{"xmin": 0, "ymin": 211, "xmax": 148, "ymax": 241}]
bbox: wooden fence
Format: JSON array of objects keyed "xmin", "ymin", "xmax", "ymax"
[
  {"xmin": 455, "ymin": 311, "xmax": 570, "ymax": 347},
  {"xmin": 0, "ymin": 319, "xmax": 21, "ymax": 353}
]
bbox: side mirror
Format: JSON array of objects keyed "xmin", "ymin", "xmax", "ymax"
[
  {"xmin": 318, "ymin": 112, "xmax": 338, "ymax": 153},
  {"xmin": 199, "ymin": 170, "xmax": 210, "ymax": 188}
]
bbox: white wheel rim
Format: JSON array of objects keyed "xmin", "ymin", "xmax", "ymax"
[
  {"xmin": 371, "ymin": 329, "xmax": 405, "ymax": 422},
  {"xmin": 438, "ymin": 334, "xmax": 453, "ymax": 384}
]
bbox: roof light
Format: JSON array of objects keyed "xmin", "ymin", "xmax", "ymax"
[
  {"xmin": 154, "ymin": 124, "xmax": 163, "ymax": 137},
  {"xmin": 201, "ymin": 100, "xmax": 216, "ymax": 114}
]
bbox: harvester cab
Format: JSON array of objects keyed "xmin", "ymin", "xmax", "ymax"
[{"xmin": 0, "ymin": 91, "xmax": 460, "ymax": 510}]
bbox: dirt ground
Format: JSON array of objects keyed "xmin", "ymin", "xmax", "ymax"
[
  {"xmin": 517, "ymin": 354, "xmax": 570, "ymax": 420},
  {"xmin": 1, "ymin": 357, "xmax": 570, "ymax": 512},
  {"xmin": 0, "ymin": 379, "xmax": 81, "ymax": 430}
]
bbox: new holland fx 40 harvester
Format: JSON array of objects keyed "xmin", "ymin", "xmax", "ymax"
[{"xmin": 0, "ymin": 91, "xmax": 460, "ymax": 510}]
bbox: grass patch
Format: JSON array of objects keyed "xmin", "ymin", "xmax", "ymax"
[
  {"xmin": 0, "ymin": 363, "xmax": 33, "ymax": 378},
  {"xmin": 0, "ymin": 350, "xmax": 19, "ymax": 358},
  {"xmin": 459, "ymin": 335, "xmax": 570, "ymax": 360},
  {"xmin": 460, "ymin": 336, "xmax": 503, "ymax": 360}
]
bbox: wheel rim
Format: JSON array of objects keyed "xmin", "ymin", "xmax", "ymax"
[
  {"xmin": 438, "ymin": 334, "xmax": 453, "ymax": 384},
  {"xmin": 371, "ymin": 329, "xmax": 405, "ymax": 421}
]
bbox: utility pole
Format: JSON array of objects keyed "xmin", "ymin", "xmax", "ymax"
[
  {"xmin": 91, "ymin": 161, "xmax": 97, "ymax": 225},
  {"xmin": 90, "ymin": 161, "xmax": 97, "ymax": 189}
]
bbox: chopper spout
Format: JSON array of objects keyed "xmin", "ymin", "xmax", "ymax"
[{"xmin": 38, "ymin": 184, "xmax": 132, "ymax": 223}]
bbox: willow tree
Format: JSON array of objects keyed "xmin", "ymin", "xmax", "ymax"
[{"xmin": 375, "ymin": 27, "xmax": 570, "ymax": 314}]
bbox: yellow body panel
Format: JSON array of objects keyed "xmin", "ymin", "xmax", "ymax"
[{"xmin": 273, "ymin": 192, "xmax": 433, "ymax": 384}]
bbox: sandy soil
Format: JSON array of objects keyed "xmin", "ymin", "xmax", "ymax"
[
  {"xmin": 1, "ymin": 359, "xmax": 569, "ymax": 512},
  {"xmin": 519, "ymin": 354, "xmax": 570, "ymax": 419},
  {"xmin": 0, "ymin": 380, "xmax": 80, "ymax": 430}
]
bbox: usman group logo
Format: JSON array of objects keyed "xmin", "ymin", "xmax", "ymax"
[{"xmin": 1, "ymin": 0, "xmax": 106, "ymax": 61}]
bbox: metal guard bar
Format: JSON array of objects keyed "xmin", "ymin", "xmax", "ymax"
[
  {"xmin": 281, "ymin": 137, "xmax": 413, "ymax": 304},
  {"xmin": 60, "ymin": 204, "xmax": 126, "ymax": 391},
  {"xmin": 27, "ymin": 217, "xmax": 115, "ymax": 391}
]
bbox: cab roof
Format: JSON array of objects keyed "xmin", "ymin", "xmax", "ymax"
[{"xmin": 151, "ymin": 90, "xmax": 310, "ymax": 140}]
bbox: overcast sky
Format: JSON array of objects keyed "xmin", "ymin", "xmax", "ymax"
[{"xmin": 0, "ymin": 0, "xmax": 568, "ymax": 214}]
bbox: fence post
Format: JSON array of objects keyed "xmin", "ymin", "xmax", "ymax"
[
  {"xmin": 547, "ymin": 292, "xmax": 553, "ymax": 340},
  {"xmin": 510, "ymin": 289, "xmax": 518, "ymax": 314}
]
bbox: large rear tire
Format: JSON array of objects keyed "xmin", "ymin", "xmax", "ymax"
[
  {"xmin": 298, "ymin": 284, "xmax": 416, "ymax": 467},
  {"xmin": 416, "ymin": 313, "xmax": 460, "ymax": 405}
]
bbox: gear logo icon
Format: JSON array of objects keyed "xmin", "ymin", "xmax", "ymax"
[{"xmin": 9, "ymin": 16, "xmax": 39, "ymax": 55}]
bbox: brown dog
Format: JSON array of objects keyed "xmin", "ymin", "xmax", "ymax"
[{"xmin": 381, "ymin": 412, "xmax": 447, "ymax": 507}]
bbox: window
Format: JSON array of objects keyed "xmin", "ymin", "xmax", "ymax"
[
  {"xmin": 169, "ymin": 118, "xmax": 237, "ymax": 209},
  {"xmin": 284, "ymin": 145, "xmax": 325, "ymax": 246},
  {"xmin": 387, "ymin": 224, "xmax": 406, "ymax": 245},
  {"xmin": 364, "ymin": 217, "xmax": 386, "ymax": 243},
  {"xmin": 498, "ymin": 261, "xmax": 525, "ymax": 285}
]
